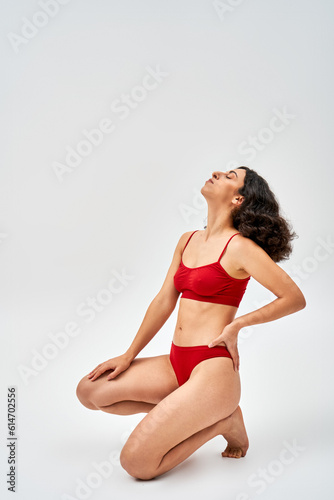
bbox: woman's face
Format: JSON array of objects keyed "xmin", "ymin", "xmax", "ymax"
[{"xmin": 201, "ymin": 168, "xmax": 247, "ymax": 205}]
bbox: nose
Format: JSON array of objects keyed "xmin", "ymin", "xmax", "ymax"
[{"xmin": 212, "ymin": 171, "xmax": 221, "ymax": 179}]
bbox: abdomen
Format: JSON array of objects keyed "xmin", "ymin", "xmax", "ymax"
[{"xmin": 173, "ymin": 298, "xmax": 238, "ymax": 346}]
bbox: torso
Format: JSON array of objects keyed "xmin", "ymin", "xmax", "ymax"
[
  {"xmin": 172, "ymin": 230, "xmax": 250, "ymax": 347},
  {"xmin": 173, "ymin": 299, "xmax": 238, "ymax": 347}
]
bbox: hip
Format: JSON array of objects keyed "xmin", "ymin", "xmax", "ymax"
[{"xmin": 169, "ymin": 341, "xmax": 233, "ymax": 386}]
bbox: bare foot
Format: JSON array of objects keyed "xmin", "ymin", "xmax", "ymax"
[{"xmin": 220, "ymin": 406, "xmax": 249, "ymax": 458}]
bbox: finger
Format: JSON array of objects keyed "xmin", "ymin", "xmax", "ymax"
[
  {"xmin": 89, "ymin": 364, "xmax": 101, "ymax": 375},
  {"xmin": 107, "ymin": 368, "xmax": 121, "ymax": 380},
  {"xmin": 90, "ymin": 367, "xmax": 106, "ymax": 381},
  {"xmin": 90, "ymin": 363, "xmax": 102, "ymax": 372},
  {"xmin": 232, "ymin": 353, "xmax": 240, "ymax": 372},
  {"xmin": 88, "ymin": 367, "xmax": 102, "ymax": 379},
  {"xmin": 224, "ymin": 345, "xmax": 238, "ymax": 372},
  {"xmin": 208, "ymin": 338, "xmax": 221, "ymax": 348}
]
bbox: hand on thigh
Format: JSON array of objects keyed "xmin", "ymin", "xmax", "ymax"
[{"xmin": 76, "ymin": 354, "xmax": 179, "ymax": 408}]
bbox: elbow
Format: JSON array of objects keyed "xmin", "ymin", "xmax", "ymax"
[
  {"xmin": 154, "ymin": 292, "xmax": 178, "ymax": 314},
  {"xmin": 295, "ymin": 292, "xmax": 307, "ymax": 311}
]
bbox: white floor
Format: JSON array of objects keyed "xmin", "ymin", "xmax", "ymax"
[
  {"xmin": 3, "ymin": 401, "xmax": 333, "ymax": 500},
  {"xmin": 1, "ymin": 295, "xmax": 333, "ymax": 500}
]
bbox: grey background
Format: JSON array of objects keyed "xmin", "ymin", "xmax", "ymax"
[{"xmin": 1, "ymin": 0, "xmax": 333, "ymax": 499}]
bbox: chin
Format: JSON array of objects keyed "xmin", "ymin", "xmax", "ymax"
[{"xmin": 200, "ymin": 185, "xmax": 206, "ymax": 195}]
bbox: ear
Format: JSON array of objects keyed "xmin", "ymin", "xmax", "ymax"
[{"xmin": 232, "ymin": 196, "xmax": 244, "ymax": 207}]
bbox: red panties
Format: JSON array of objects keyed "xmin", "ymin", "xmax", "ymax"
[{"xmin": 169, "ymin": 341, "xmax": 233, "ymax": 386}]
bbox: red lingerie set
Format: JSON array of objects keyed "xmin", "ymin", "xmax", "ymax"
[{"xmin": 171, "ymin": 230, "xmax": 250, "ymax": 386}]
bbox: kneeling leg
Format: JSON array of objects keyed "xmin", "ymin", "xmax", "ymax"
[
  {"xmin": 76, "ymin": 354, "xmax": 179, "ymax": 415},
  {"xmin": 120, "ymin": 357, "xmax": 243, "ymax": 479}
]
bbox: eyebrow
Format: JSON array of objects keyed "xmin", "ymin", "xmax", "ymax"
[{"xmin": 229, "ymin": 170, "xmax": 238, "ymax": 178}]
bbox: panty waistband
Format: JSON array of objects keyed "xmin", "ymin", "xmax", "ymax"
[{"xmin": 171, "ymin": 341, "xmax": 227, "ymax": 350}]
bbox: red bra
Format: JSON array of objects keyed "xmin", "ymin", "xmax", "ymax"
[{"xmin": 173, "ymin": 230, "xmax": 250, "ymax": 307}]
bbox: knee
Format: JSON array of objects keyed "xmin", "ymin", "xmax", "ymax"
[
  {"xmin": 76, "ymin": 376, "xmax": 98, "ymax": 410},
  {"xmin": 120, "ymin": 442, "xmax": 157, "ymax": 480}
]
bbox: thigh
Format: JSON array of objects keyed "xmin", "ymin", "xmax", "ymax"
[
  {"xmin": 123, "ymin": 356, "xmax": 241, "ymax": 460},
  {"xmin": 77, "ymin": 354, "xmax": 179, "ymax": 408}
]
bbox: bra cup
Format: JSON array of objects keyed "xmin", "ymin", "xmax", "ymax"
[
  {"xmin": 174, "ymin": 259, "xmax": 250, "ymax": 306},
  {"xmin": 173, "ymin": 230, "xmax": 250, "ymax": 307},
  {"xmin": 174, "ymin": 263, "xmax": 244, "ymax": 293},
  {"xmin": 189, "ymin": 267, "xmax": 224, "ymax": 295}
]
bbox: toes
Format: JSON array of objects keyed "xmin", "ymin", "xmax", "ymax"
[{"xmin": 221, "ymin": 446, "xmax": 243, "ymax": 458}]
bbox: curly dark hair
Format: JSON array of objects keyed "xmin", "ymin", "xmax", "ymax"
[{"xmin": 230, "ymin": 166, "xmax": 298, "ymax": 263}]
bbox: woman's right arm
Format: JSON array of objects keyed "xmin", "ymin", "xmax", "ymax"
[{"xmin": 88, "ymin": 231, "xmax": 192, "ymax": 381}]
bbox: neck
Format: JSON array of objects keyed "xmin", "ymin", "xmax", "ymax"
[{"xmin": 203, "ymin": 203, "xmax": 235, "ymax": 241}]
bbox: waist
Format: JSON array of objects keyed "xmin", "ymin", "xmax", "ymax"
[{"xmin": 173, "ymin": 297, "xmax": 237, "ymax": 347}]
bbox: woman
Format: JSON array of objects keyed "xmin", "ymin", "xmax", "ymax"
[{"xmin": 76, "ymin": 166, "xmax": 306, "ymax": 480}]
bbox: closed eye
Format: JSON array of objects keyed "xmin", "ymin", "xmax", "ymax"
[{"xmin": 227, "ymin": 170, "xmax": 238, "ymax": 179}]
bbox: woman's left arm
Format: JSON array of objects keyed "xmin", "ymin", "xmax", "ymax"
[{"xmin": 208, "ymin": 237, "xmax": 307, "ymax": 369}]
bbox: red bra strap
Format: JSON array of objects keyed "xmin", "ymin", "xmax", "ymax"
[
  {"xmin": 182, "ymin": 230, "xmax": 198, "ymax": 254},
  {"xmin": 217, "ymin": 233, "xmax": 240, "ymax": 262}
]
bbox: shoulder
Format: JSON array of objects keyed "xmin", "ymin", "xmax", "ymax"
[
  {"xmin": 177, "ymin": 230, "xmax": 198, "ymax": 247},
  {"xmin": 229, "ymin": 233, "xmax": 268, "ymax": 273},
  {"xmin": 229, "ymin": 234, "xmax": 277, "ymax": 272},
  {"xmin": 230, "ymin": 233, "xmax": 306, "ymax": 306},
  {"xmin": 230, "ymin": 233, "xmax": 259, "ymax": 252},
  {"xmin": 171, "ymin": 230, "xmax": 199, "ymax": 257}
]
